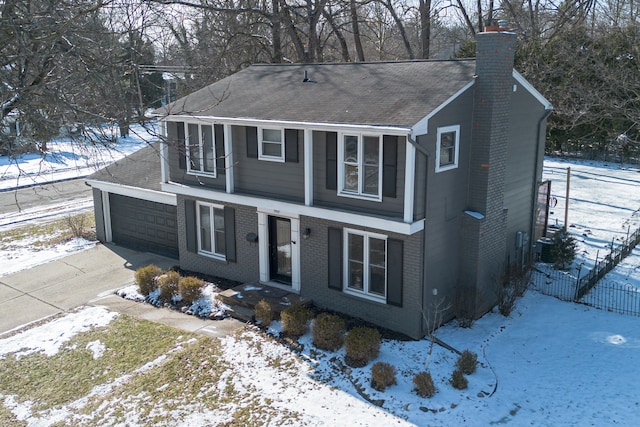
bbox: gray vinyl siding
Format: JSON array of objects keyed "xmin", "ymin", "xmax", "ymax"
[
  {"xmin": 503, "ymin": 83, "xmax": 548, "ymax": 263},
  {"xmin": 177, "ymin": 195, "xmax": 260, "ymax": 283},
  {"xmin": 232, "ymin": 126, "xmax": 305, "ymax": 203},
  {"xmin": 166, "ymin": 121, "xmax": 226, "ymax": 190},
  {"xmin": 93, "ymin": 188, "xmax": 106, "ymax": 242},
  {"xmin": 299, "ymin": 216, "xmax": 425, "ymax": 339},
  {"xmin": 313, "ymin": 131, "xmax": 406, "ymax": 219}
]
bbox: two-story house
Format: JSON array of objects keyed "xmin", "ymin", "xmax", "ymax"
[{"xmin": 87, "ymin": 29, "xmax": 552, "ymax": 339}]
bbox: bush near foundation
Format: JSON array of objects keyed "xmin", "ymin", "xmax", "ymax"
[
  {"xmin": 254, "ymin": 300, "xmax": 274, "ymax": 327},
  {"xmin": 344, "ymin": 326, "xmax": 381, "ymax": 367},
  {"xmin": 135, "ymin": 264, "xmax": 163, "ymax": 296},
  {"xmin": 281, "ymin": 304, "xmax": 313, "ymax": 338},
  {"xmin": 157, "ymin": 270, "xmax": 181, "ymax": 303},
  {"xmin": 178, "ymin": 276, "xmax": 205, "ymax": 305},
  {"xmin": 371, "ymin": 362, "xmax": 397, "ymax": 391},
  {"xmin": 456, "ymin": 350, "xmax": 478, "ymax": 375},
  {"xmin": 312, "ymin": 313, "xmax": 346, "ymax": 351},
  {"xmin": 413, "ymin": 371, "xmax": 436, "ymax": 397}
]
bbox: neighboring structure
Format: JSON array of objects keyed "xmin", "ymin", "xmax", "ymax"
[{"xmin": 88, "ymin": 29, "xmax": 552, "ymax": 339}]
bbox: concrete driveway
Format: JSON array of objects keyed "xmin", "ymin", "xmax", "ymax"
[{"xmin": 0, "ymin": 243, "xmax": 242, "ymax": 337}]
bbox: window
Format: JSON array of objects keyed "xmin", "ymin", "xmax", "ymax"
[
  {"xmin": 186, "ymin": 123, "xmax": 216, "ymax": 176},
  {"xmin": 338, "ymin": 133, "xmax": 382, "ymax": 199},
  {"xmin": 344, "ymin": 229, "xmax": 387, "ymax": 301},
  {"xmin": 258, "ymin": 127, "xmax": 285, "ymax": 162},
  {"xmin": 197, "ymin": 202, "xmax": 225, "ymax": 258},
  {"xmin": 435, "ymin": 125, "xmax": 460, "ymax": 172}
]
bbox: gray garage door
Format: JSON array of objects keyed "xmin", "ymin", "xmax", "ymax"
[{"xmin": 109, "ymin": 193, "xmax": 178, "ymax": 258}]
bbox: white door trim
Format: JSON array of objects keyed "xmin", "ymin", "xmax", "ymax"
[{"xmin": 257, "ymin": 209, "xmax": 301, "ymax": 292}]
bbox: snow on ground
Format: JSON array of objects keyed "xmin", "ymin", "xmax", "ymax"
[
  {"xmin": 0, "ymin": 123, "xmax": 154, "ymax": 191},
  {"xmin": 1, "ymin": 148, "xmax": 640, "ymax": 425}
]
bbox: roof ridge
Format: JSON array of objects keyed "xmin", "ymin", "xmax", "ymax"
[{"xmin": 250, "ymin": 58, "xmax": 475, "ymax": 67}]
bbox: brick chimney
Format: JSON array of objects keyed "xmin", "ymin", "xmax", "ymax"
[{"xmin": 460, "ymin": 28, "xmax": 516, "ymax": 317}]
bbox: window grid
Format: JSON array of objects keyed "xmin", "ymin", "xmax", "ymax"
[
  {"xmin": 186, "ymin": 123, "xmax": 216, "ymax": 177},
  {"xmin": 258, "ymin": 127, "xmax": 285, "ymax": 162},
  {"xmin": 435, "ymin": 125, "xmax": 460, "ymax": 172},
  {"xmin": 339, "ymin": 134, "xmax": 382, "ymax": 200}
]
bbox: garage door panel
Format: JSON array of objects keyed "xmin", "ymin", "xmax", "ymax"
[{"xmin": 109, "ymin": 193, "xmax": 178, "ymax": 258}]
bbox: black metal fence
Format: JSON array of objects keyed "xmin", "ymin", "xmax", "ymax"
[{"xmin": 531, "ymin": 227, "xmax": 640, "ymax": 316}]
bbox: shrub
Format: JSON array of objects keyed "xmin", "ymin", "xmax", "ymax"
[
  {"xmin": 371, "ymin": 362, "xmax": 397, "ymax": 392},
  {"xmin": 178, "ymin": 276, "xmax": 205, "ymax": 305},
  {"xmin": 254, "ymin": 300, "xmax": 274, "ymax": 327},
  {"xmin": 157, "ymin": 270, "xmax": 181, "ymax": 303},
  {"xmin": 312, "ymin": 313, "xmax": 346, "ymax": 351},
  {"xmin": 413, "ymin": 371, "xmax": 436, "ymax": 397},
  {"xmin": 280, "ymin": 304, "xmax": 313, "ymax": 339},
  {"xmin": 135, "ymin": 264, "xmax": 163, "ymax": 296},
  {"xmin": 450, "ymin": 369, "xmax": 468, "ymax": 390},
  {"xmin": 456, "ymin": 350, "xmax": 478, "ymax": 375},
  {"xmin": 551, "ymin": 230, "xmax": 577, "ymax": 270},
  {"xmin": 344, "ymin": 326, "xmax": 381, "ymax": 367}
]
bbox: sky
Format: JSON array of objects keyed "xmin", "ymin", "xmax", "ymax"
[{"xmin": 1, "ymin": 137, "xmax": 640, "ymax": 425}]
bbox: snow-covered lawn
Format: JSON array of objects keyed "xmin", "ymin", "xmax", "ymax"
[{"xmin": 1, "ymin": 150, "xmax": 640, "ymax": 425}]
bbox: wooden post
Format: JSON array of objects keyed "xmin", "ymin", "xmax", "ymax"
[{"xmin": 564, "ymin": 167, "xmax": 571, "ymax": 229}]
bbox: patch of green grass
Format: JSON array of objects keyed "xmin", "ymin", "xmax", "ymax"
[
  {"xmin": 0, "ymin": 212, "xmax": 96, "ymax": 250},
  {"xmin": 0, "ymin": 314, "xmax": 189, "ymax": 412}
]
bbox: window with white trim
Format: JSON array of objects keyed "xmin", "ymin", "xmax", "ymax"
[
  {"xmin": 344, "ymin": 228, "xmax": 387, "ymax": 301},
  {"xmin": 258, "ymin": 127, "xmax": 285, "ymax": 162},
  {"xmin": 197, "ymin": 201, "xmax": 225, "ymax": 258},
  {"xmin": 338, "ymin": 133, "xmax": 382, "ymax": 199},
  {"xmin": 435, "ymin": 125, "xmax": 460, "ymax": 172},
  {"xmin": 186, "ymin": 123, "xmax": 216, "ymax": 176}
]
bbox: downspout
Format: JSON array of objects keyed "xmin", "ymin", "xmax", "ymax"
[
  {"xmin": 529, "ymin": 107, "xmax": 553, "ymax": 260},
  {"xmin": 408, "ymin": 133, "xmax": 429, "ymax": 337}
]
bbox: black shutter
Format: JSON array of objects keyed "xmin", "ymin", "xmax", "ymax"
[
  {"xmin": 177, "ymin": 122, "xmax": 186, "ymax": 170},
  {"xmin": 382, "ymin": 135, "xmax": 398, "ymax": 198},
  {"xmin": 285, "ymin": 129, "xmax": 299, "ymax": 163},
  {"xmin": 185, "ymin": 199, "xmax": 197, "ymax": 252},
  {"xmin": 386, "ymin": 238, "xmax": 403, "ymax": 307},
  {"xmin": 215, "ymin": 124, "xmax": 225, "ymax": 174},
  {"xmin": 326, "ymin": 132, "xmax": 338, "ymax": 190},
  {"xmin": 328, "ymin": 227, "xmax": 343, "ymax": 290},
  {"xmin": 246, "ymin": 126, "xmax": 258, "ymax": 158},
  {"xmin": 224, "ymin": 206, "xmax": 236, "ymax": 262}
]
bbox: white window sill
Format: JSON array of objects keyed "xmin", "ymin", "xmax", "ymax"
[
  {"xmin": 343, "ymin": 288, "xmax": 386, "ymax": 304},
  {"xmin": 337, "ymin": 191, "xmax": 382, "ymax": 203},
  {"xmin": 187, "ymin": 170, "xmax": 217, "ymax": 178},
  {"xmin": 196, "ymin": 251, "xmax": 226, "ymax": 262},
  {"xmin": 257, "ymin": 156, "xmax": 285, "ymax": 163}
]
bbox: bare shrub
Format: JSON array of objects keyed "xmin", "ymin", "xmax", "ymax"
[
  {"xmin": 498, "ymin": 263, "xmax": 532, "ymax": 316},
  {"xmin": 450, "ymin": 369, "xmax": 468, "ymax": 390},
  {"xmin": 135, "ymin": 264, "xmax": 163, "ymax": 296},
  {"xmin": 454, "ymin": 285, "xmax": 476, "ymax": 328},
  {"xmin": 254, "ymin": 300, "xmax": 274, "ymax": 327},
  {"xmin": 157, "ymin": 270, "xmax": 181, "ymax": 303},
  {"xmin": 280, "ymin": 304, "xmax": 313, "ymax": 339},
  {"xmin": 456, "ymin": 350, "xmax": 478, "ymax": 375},
  {"xmin": 413, "ymin": 371, "xmax": 436, "ymax": 397},
  {"xmin": 371, "ymin": 362, "xmax": 397, "ymax": 391},
  {"xmin": 312, "ymin": 313, "xmax": 346, "ymax": 351},
  {"xmin": 66, "ymin": 214, "xmax": 87, "ymax": 238},
  {"xmin": 178, "ymin": 276, "xmax": 205, "ymax": 305},
  {"xmin": 344, "ymin": 326, "xmax": 381, "ymax": 367}
]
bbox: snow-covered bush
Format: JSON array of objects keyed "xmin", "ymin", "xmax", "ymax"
[
  {"xmin": 344, "ymin": 326, "xmax": 381, "ymax": 367},
  {"xmin": 371, "ymin": 361, "xmax": 397, "ymax": 391},
  {"xmin": 413, "ymin": 371, "xmax": 436, "ymax": 397},
  {"xmin": 135, "ymin": 264, "xmax": 163, "ymax": 296}
]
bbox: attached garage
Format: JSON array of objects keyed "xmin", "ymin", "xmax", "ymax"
[
  {"xmin": 86, "ymin": 143, "xmax": 179, "ymax": 259},
  {"xmin": 109, "ymin": 194, "xmax": 178, "ymax": 258}
]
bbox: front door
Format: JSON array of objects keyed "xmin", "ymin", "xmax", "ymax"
[{"xmin": 268, "ymin": 216, "xmax": 292, "ymax": 285}]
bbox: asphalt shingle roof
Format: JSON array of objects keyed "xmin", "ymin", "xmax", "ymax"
[
  {"xmin": 87, "ymin": 143, "xmax": 162, "ymax": 191},
  {"xmin": 159, "ymin": 60, "xmax": 477, "ymax": 128}
]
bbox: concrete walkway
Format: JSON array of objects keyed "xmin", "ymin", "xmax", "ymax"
[{"xmin": 0, "ymin": 243, "xmax": 242, "ymax": 337}]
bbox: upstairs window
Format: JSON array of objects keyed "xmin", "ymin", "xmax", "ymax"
[
  {"xmin": 258, "ymin": 127, "xmax": 285, "ymax": 162},
  {"xmin": 187, "ymin": 123, "xmax": 216, "ymax": 176},
  {"xmin": 435, "ymin": 125, "xmax": 460, "ymax": 172},
  {"xmin": 338, "ymin": 133, "xmax": 382, "ymax": 200}
]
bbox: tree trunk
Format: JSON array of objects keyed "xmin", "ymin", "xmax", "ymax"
[
  {"xmin": 271, "ymin": 0, "xmax": 282, "ymax": 63},
  {"xmin": 419, "ymin": 0, "xmax": 431, "ymax": 59},
  {"xmin": 350, "ymin": 0, "xmax": 365, "ymax": 61}
]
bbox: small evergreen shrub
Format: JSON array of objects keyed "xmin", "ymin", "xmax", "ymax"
[
  {"xmin": 178, "ymin": 276, "xmax": 205, "ymax": 305},
  {"xmin": 456, "ymin": 350, "xmax": 478, "ymax": 375},
  {"xmin": 280, "ymin": 304, "xmax": 313, "ymax": 338},
  {"xmin": 450, "ymin": 369, "xmax": 468, "ymax": 390},
  {"xmin": 344, "ymin": 326, "xmax": 381, "ymax": 367},
  {"xmin": 312, "ymin": 313, "xmax": 346, "ymax": 351},
  {"xmin": 551, "ymin": 230, "xmax": 577, "ymax": 270},
  {"xmin": 413, "ymin": 371, "xmax": 436, "ymax": 397},
  {"xmin": 135, "ymin": 264, "xmax": 163, "ymax": 296},
  {"xmin": 254, "ymin": 300, "xmax": 274, "ymax": 327},
  {"xmin": 157, "ymin": 270, "xmax": 181, "ymax": 303},
  {"xmin": 371, "ymin": 362, "xmax": 397, "ymax": 392}
]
